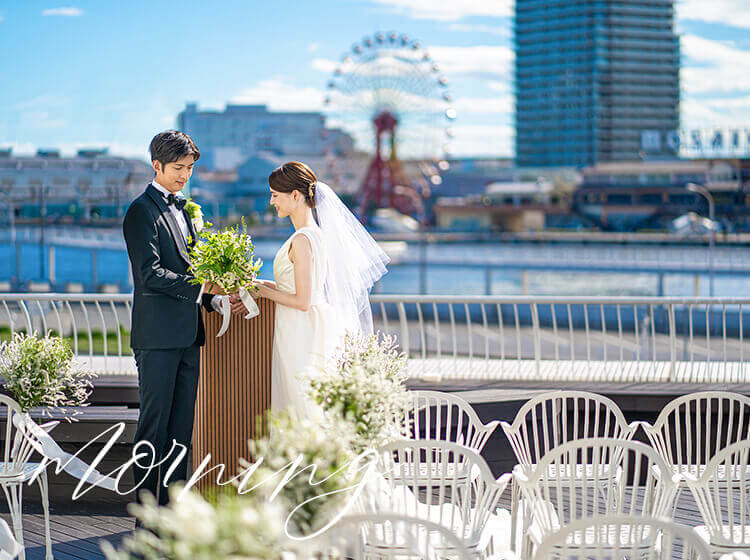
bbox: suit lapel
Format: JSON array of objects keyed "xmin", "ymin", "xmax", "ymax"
[
  {"xmin": 184, "ymin": 208, "xmax": 197, "ymax": 248},
  {"xmin": 146, "ymin": 184, "xmax": 191, "ymax": 265}
]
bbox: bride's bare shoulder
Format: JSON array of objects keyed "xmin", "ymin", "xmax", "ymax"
[{"xmin": 288, "ymin": 231, "xmax": 313, "ymax": 263}]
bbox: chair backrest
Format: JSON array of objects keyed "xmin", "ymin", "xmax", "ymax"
[
  {"xmin": 0, "ymin": 394, "xmax": 37, "ymax": 476},
  {"xmin": 515, "ymin": 438, "xmax": 678, "ymax": 536},
  {"xmin": 641, "ymin": 391, "xmax": 750, "ymax": 472},
  {"xmin": 405, "ymin": 390, "xmax": 499, "ymax": 452},
  {"xmin": 500, "ymin": 391, "xmax": 637, "ymax": 467},
  {"xmin": 322, "ymin": 513, "xmax": 475, "ymax": 560},
  {"xmin": 532, "ymin": 515, "xmax": 712, "ymax": 560},
  {"xmin": 374, "ymin": 439, "xmax": 512, "ymax": 547},
  {"xmin": 685, "ymin": 440, "xmax": 750, "ymax": 548}
]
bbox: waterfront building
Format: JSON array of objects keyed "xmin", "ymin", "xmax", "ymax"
[
  {"xmin": 514, "ymin": 0, "xmax": 680, "ymax": 167},
  {"xmin": 0, "ymin": 148, "xmax": 151, "ymax": 225},
  {"xmin": 177, "ymin": 103, "xmax": 355, "ymax": 171},
  {"xmin": 577, "ymin": 158, "xmax": 750, "ymax": 231}
]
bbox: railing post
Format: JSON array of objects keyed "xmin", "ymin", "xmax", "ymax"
[
  {"xmin": 531, "ymin": 302, "xmax": 541, "ymax": 377},
  {"xmin": 668, "ymin": 303, "xmax": 676, "ymax": 382},
  {"xmin": 396, "ymin": 302, "xmax": 410, "ymax": 357}
]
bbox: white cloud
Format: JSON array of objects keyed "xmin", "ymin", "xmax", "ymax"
[
  {"xmin": 311, "ymin": 57, "xmax": 338, "ymax": 74},
  {"xmin": 453, "ymin": 95, "xmax": 513, "ymax": 115},
  {"xmin": 427, "ymin": 45, "xmax": 514, "ymax": 78},
  {"xmin": 307, "ymin": 42, "xmax": 320, "ymax": 53},
  {"xmin": 447, "ymin": 23, "xmax": 509, "ymax": 37},
  {"xmin": 449, "ymin": 124, "xmax": 513, "ymax": 157},
  {"xmin": 368, "ymin": 0, "xmax": 511, "ymax": 21},
  {"xmin": 681, "ymin": 34, "xmax": 750, "ymax": 94},
  {"xmin": 679, "ymin": 0, "xmax": 750, "ymax": 30},
  {"xmin": 231, "ymin": 78, "xmax": 324, "ymax": 112},
  {"xmin": 42, "ymin": 7, "xmax": 84, "ymax": 16},
  {"xmin": 682, "ymin": 96, "xmax": 750, "ymax": 128}
]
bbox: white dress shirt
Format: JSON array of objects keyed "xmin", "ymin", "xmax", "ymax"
[
  {"xmin": 152, "ymin": 180, "xmax": 223, "ymax": 312},
  {"xmin": 152, "ymin": 180, "xmax": 190, "ymax": 242}
]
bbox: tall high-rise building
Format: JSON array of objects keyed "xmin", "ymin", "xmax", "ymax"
[{"xmin": 514, "ymin": 0, "xmax": 680, "ymax": 167}]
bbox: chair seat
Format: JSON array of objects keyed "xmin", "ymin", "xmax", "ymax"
[
  {"xmin": 694, "ymin": 524, "xmax": 750, "ymax": 550},
  {"xmin": 387, "ymin": 461, "xmax": 477, "ymax": 484},
  {"xmin": 517, "ymin": 462, "xmax": 622, "ymax": 483},
  {"xmin": 0, "ymin": 463, "xmax": 44, "ymax": 483},
  {"xmin": 668, "ymin": 463, "xmax": 750, "ymax": 481},
  {"xmin": 530, "ymin": 519, "xmax": 656, "ymax": 550}
]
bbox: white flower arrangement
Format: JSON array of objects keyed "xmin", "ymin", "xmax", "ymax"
[
  {"xmin": 101, "ymin": 486, "xmax": 288, "ymax": 560},
  {"xmin": 241, "ymin": 408, "xmax": 370, "ymax": 537},
  {"xmin": 309, "ymin": 332, "xmax": 411, "ymax": 452},
  {"xmin": 184, "ymin": 199, "xmax": 207, "ymax": 232},
  {"xmin": 103, "ymin": 409, "xmax": 372, "ymax": 560},
  {"xmin": 0, "ymin": 332, "xmax": 94, "ymax": 420}
]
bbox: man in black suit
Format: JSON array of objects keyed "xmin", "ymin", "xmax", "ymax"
[{"xmin": 123, "ymin": 130, "xmax": 232, "ymax": 506}]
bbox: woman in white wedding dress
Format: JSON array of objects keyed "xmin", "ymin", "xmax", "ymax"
[{"xmin": 252, "ymin": 162, "xmax": 389, "ymax": 419}]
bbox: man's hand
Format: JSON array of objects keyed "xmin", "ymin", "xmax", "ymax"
[{"xmin": 229, "ymin": 293, "xmax": 247, "ymax": 315}]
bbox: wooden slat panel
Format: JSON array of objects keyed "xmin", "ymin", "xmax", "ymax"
[{"xmin": 192, "ymin": 298, "xmax": 275, "ymax": 492}]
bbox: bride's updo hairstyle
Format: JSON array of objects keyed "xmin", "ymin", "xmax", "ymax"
[{"xmin": 268, "ymin": 161, "xmax": 318, "ymax": 211}]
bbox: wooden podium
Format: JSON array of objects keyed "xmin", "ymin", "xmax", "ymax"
[{"xmin": 192, "ymin": 298, "xmax": 275, "ymax": 492}]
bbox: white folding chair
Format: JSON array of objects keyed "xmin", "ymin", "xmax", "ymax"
[
  {"xmin": 395, "ymin": 391, "xmax": 499, "ymax": 488},
  {"xmin": 405, "ymin": 391, "xmax": 499, "ymax": 452},
  {"xmin": 685, "ymin": 440, "xmax": 750, "ymax": 556},
  {"xmin": 369, "ymin": 440, "xmax": 512, "ymax": 559},
  {"xmin": 532, "ymin": 515, "xmax": 712, "ymax": 560},
  {"xmin": 322, "ymin": 513, "xmax": 478, "ymax": 560},
  {"xmin": 641, "ymin": 391, "xmax": 750, "ymax": 511},
  {"xmin": 500, "ymin": 391, "xmax": 639, "ymax": 552},
  {"xmin": 514, "ymin": 438, "xmax": 679, "ymax": 559},
  {"xmin": 0, "ymin": 395, "xmax": 52, "ymax": 560}
]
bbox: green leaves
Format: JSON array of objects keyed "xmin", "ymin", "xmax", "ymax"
[
  {"xmin": 188, "ymin": 219, "xmax": 262, "ymax": 294},
  {"xmin": 0, "ymin": 332, "xmax": 95, "ymax": 416}
]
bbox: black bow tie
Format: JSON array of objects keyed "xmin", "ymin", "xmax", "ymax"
[{"xmin": 165, "ymin": 193, "xmax": 187, "ymax": 211}]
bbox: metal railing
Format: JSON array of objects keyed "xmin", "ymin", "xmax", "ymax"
[
  {"xmin": 370, "ymin": 295, "xmax": 750, "ymax": 383},
  {"xmin": 2, "ymin": 293, "xmax": 750, "ymax": 384}
]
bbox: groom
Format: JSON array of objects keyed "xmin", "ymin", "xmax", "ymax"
[{"xmin": 123, "ymin": 130, "xmax": 232, "ymax": 506}]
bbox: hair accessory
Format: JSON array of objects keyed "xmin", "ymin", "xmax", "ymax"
[{"xmin": 308, "ymin": 182, "xmax": 315, "ymax": 199}]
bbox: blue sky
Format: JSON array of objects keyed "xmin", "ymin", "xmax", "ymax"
[{"xmin": 1, "ymin": 0, "xmax": 749, "ymax": 160}]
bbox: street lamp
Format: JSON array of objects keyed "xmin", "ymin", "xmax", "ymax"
[{"xmin": 686, "ymin": 183, "xmax": 716, "ymax": 297}]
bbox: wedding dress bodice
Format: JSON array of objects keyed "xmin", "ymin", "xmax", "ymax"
[{"xmin": 273, "ymin": 226, "xmax": 326, "ymax": 305}]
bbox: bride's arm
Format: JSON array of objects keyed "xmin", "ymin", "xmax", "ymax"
[{"xmin": 253, "ymin": 235, "xmax": 312, "ymax": 311}]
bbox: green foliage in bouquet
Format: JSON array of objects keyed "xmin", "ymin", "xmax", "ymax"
[
  {"xmin": 0, "ymin": 332, "xmax": 95, "ymax": 416},
  {"xmin": 188, "ymin": 218, "xmax": 262, "ymax": 294},
  {"xmin": 309, "ymin": 332, "xmax": 411, "ymax": 452}
]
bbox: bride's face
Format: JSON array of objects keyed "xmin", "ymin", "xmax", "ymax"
[{"xmin": 269, "ymin": 188, "xmax": 298, "ymax": 218}]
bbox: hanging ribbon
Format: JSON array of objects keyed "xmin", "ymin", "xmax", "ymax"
[{"xmin": 215, "ymin": 288, "xmax": 260, "ymax": 337}]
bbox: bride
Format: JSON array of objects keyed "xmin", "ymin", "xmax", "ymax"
[{"xmin": 251, "ymin": 161, "xmax": 389, "ymax": 418}]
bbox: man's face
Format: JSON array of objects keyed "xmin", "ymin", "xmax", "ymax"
[{"xmin": 153, "ymin": 155, "xmax": 195, "ymax": 193}]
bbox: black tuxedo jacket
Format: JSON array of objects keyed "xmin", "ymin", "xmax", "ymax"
[{"xmin": 123, "ymin": 184, "xmax": 213, "ymax": 349}]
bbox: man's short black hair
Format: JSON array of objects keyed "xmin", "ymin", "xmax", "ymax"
[{"xmin": 149, "ymin": 130, "xmax": 200, "ymax": 167}]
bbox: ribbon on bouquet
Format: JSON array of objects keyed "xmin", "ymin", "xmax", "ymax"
[{"xmin": 215, "ymin": 286, "xmax": 260, "ymax": 337}]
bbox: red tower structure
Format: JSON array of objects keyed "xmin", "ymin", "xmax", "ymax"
[{"xmin": 324, "ymin": 32, "xmax": 455, "ymax": 223}]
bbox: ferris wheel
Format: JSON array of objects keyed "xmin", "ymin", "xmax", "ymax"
[{"xmin": 323, "ymin": 31, "xmax": 456, "ymax": 220}]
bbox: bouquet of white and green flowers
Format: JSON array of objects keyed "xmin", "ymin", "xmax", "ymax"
[
  {"xmin": 309, "ymin": 332, "xmax": 411, "ymax": 452},
  {"xmin": 188, "ymin": 219, "xmax": 261, "ymax": 295},
  {"xmin": 189, "ymin": 219, "xmax": 263, "ymax": 335},
  {"xmin": 0, "ymin": 332, "xmax": 95, "ymax": 419}
]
